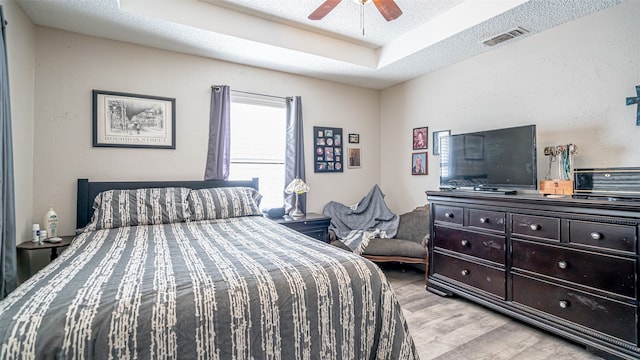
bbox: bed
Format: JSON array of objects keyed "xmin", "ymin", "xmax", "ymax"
[{"xmin": 0, "ymin": 178, "xmax": 418, "ymax": 359}]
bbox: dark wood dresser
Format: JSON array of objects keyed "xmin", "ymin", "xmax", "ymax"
[{"xmin": 426, "ymin": 191, "xmax": 640, "ymax": 360}]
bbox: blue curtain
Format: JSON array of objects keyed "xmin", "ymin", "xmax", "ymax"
[
  {"xmin": 284, "ymin": 96, "xmax": 306, "ymax": 215},
  {"xmin": 0, "ymin": 6, "xmax": 17, "ymax": 298},
  {"xmin": 204, "ymin": 85, "xmax": 231, "ymax": 180}
]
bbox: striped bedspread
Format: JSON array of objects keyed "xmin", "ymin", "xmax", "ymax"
[{"xmin": 0, "ymin": 216, "xmax": 417, "ymax": 359}]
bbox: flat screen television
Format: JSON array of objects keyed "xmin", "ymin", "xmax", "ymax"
[{"xmin": 439, "ymin": 125, "xmax": 537, "ymax": 192}]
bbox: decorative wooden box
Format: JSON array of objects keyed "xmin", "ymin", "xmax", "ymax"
[{"xmin": 539, "ymin": 180, "xmax": 573, "ymax": 195}]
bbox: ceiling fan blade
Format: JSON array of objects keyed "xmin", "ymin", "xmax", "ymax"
[
  {"xmin": 308, "ymin": 0, "xmax": 343, "ymax": 20},
  {"xmin": 372, "ymin": 0, "xmax": 403, "ymax": 21}
]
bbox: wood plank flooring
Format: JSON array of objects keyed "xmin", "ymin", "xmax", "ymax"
[{"xmin": 382, "ymin": 265, "xmax": 602, "ymax": 360}]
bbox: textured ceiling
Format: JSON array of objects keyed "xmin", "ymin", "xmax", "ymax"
[{"xmin": 17, "ymin": 0, "xmax": 625, "ymax": 90}]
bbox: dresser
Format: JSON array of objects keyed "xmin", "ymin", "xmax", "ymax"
[{"xmin": 426, "ymin": 191, "xmax": 640, "ymax": 360}]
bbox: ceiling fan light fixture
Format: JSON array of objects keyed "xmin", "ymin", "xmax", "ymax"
[{"xmin": 308, "ymin": 0, "xmax": 401, "ymax": 22}]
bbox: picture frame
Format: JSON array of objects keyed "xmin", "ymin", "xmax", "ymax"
[
  {"xmin": 413, "ymin": 127, "xmax": 428, "ymax": 150},
  {"xmin": 348, "ymin": 133, "xmax": 360, "ymax": 143},
  {"xmin": 93, "ymin": 90, "xmax": 176, "ymax": 149},
  {"xmin": 433, "ymin": 130, "xmax": 451, "ymax": 155},
  {"xmin": 411, "ymin": 152, "xmax": 428, "ymax": 175},
  {"xmin": 464, "ymin": 134, "xmax": 484, "ymax": 160},
  {"xmin": 348, "ymin": 147, "xmax": 361, "ymax": 168},
  {"xmin": 314, "ymin": 126, "xmax": 343, "ymax": 173}
]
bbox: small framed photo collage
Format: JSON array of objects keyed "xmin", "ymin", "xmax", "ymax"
[{"xmin": 314, "ymin": 126, "xmax": 343, "ymax": 173}]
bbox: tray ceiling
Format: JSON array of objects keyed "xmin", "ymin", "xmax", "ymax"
[{"xmin": 17, "ymin": 0, "xmax": 625, "ymax": 89}]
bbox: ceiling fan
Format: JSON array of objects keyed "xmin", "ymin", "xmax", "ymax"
[{"xmin": 308, "ymin": 0, "xmax": 403, "ymax": 22}]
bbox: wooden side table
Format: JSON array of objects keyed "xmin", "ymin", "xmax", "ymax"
[
  {"xmin": 17, "ymin": 235, "xmax": 74, "ymax": 262},
  {"xmin": 272, "ymin": 213, "xmax": 331, "ymax": 242}
]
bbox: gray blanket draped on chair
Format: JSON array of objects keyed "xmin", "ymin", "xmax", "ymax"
[{"xmin": 323, "ymin": 185, "xmax": 399, "ymax": 254}]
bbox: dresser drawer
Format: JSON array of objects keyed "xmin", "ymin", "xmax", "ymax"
[
  {"xmin": 278, "ymin": 215, "xmax": 331, "ymax": 243},
  {"xmin": 468, "ymin": 209, "xmax": 506, "ymax": 232},
  {"xmin": 512, "ymin": 239, "xmax": 636, "ymax": 298},
  {"xmin": 434, "ymin": 226, "xmax": 505, "ymax": 265},
  {"xmin": 301, "ymin": 228, "xmax": 329, "ymax": 242},
  {"xmin": 281, "ymin": 223, "xmax": 329, "ymax": 242},
  {"xmin": 432, "ymin": 252, "xmax": 505, "ymax": 298},
  {"xmin": 513, "ymin": 274, "xmax": 637, "ymax": 344},
  {"xmin": 568, "ymin": 220, "xmax": 637, "ymax": 253},
  {"xmin": 433, "ymin": 204, "xmax": 463, "ymax": 225},
  {"xmin": 512, "ymin": 214, "xmax": 560, "ymax": 241}
]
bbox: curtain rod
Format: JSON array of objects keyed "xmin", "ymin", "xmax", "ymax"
[
  {"xmin": 211, "ymin": 86, "xmax": 288, "ymax": 100},
  {"xmin": 232, "ymin": 89, "xmax": 288, "ymax": 100}
]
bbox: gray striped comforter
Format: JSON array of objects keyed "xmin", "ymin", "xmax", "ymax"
[{"xmin": 0, "ymin": 216, "xmax": 417, "ymax": 359}]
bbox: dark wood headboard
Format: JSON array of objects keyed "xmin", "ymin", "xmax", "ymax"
[{"xmin": 76, "ymin": 178, "xmax": 259, "ymax": 229}]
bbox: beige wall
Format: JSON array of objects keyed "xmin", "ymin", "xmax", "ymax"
[
  {"xmin": 380, "ymin": 0, "xmax": 640, "ymax": 213},
  {"xmin": 1, "ymin": 0, "xmax": 37, "ymax": 279},
  {"xmin": 32, "ymin": 28, "xmax": 380, "ymax": 238}
]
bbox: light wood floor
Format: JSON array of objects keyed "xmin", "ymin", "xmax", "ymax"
[{"xmin": 382, "ymin": 265, "xmax": 602, "ymax": 360}]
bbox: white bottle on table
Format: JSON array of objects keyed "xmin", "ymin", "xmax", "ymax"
[
  {"xmin": 43, "ymin": 207, "xmax": 58, "ymax": 239},
  {"xmin": 32, "ymin": 224, "xmax": 40, "ymax": 242}
]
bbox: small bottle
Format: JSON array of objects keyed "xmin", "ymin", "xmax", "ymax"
[
  {"xmin": 43, "ymin": 207, "xmax": 58, "ymax": 239},
  {"xmin": 32, "ymin": 224, "xmax": 40, "ymax": 242},
  {"xmin": 40, "ymin": 230, "xmax": 47, "ymax": 242}
]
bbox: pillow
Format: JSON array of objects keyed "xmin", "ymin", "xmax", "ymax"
[
  {"xmin": 85, "ymin": 187, "xmax": 191, "ymax": 231},
  {"xmin": 188, "ymin": 187, "xmax": 263, "ymax": 221}
]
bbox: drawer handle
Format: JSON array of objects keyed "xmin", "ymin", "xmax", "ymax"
[
  {"xmin": 445, "ymin": 212, "xmax": 454, "ymax": 218},
  {"xmin": 529, "ymin": 224, "xmax": 540, "ymax": 231},
  {"xmin": 480, "ymin": 217, "xmax": 489, "ymax": 224},
  {"xmin": 559, "ymin": 300, "xmax": 570, "ymax": 309},
  {"xmin": 558, "ymin": 261, "xmax": 568, "ymax": 269},
  {"xmin": 461, "ymin": 240, "xmax": 469, "ymax": 247},
  {"xmin": 590, "ymin": 232, "xmax": 602, "ymax": 240},
  {"xmin": 461, "ymin": 269, "xmax": 470, "ymax": 276}
]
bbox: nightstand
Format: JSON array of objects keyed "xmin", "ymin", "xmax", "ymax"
[
  {"xmin": 273, "ymin": 213, "xmax": 331, "ymax": 243},
  {"xmin": 17, "ymin": 235, "xmax": 74, "ymax": 262}
]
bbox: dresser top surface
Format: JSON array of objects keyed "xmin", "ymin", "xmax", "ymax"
[{"xmin": 426, "ymin": 190, "xmax": 640, "ymax": 213}]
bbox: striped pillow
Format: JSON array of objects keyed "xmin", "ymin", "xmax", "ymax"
[
  {"xmin": 85, "ymin": 187, "xmax": 191, "ymax": 231},
  {"xmin": 188, "ymin": 187, "xmax": 262, "ymax": 221}
]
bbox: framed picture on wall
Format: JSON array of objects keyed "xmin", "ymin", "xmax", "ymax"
[
  {"xmin": 348, "ymin": 147, "xmax": 361, "ymax": 168},
  {"xmin": 92, "ymin": 90, "xmax": 176, "ymax": 149},
  {"xmin": 412, "ymin": 152, "xmax": 428, "ymax": 175},
  {"xmin": 314, "ymin": 126, "xmax": 344, "ymax": 172},
  {"xmin": 413, "ymin": 127, "xmax": 428, "ymax": 150},
  {"xmin": 349, "ymin": 133, "xmax": 360, "ymax": 143},
  {"xmin": 433, "ymin": 130, "xmax": 450, "ymax": 155}
]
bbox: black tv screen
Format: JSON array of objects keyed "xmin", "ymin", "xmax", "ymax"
[{"xmin": 439, "ymin": 125, "xmax": 537, "ymax": 190}]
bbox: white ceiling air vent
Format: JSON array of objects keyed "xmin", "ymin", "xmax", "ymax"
[{"xmin": 481, "ymin": 27, "xmax": 529, "ymax": 46}]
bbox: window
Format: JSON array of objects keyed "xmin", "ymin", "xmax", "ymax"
[{"xmin": 229, "ymin": 93, "xmax": 286, "ymax": 209}]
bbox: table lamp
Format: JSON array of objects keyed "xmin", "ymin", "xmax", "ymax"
[{"xmin": 285, "ymin": 178, "xmax": 310, "ymax": 218}]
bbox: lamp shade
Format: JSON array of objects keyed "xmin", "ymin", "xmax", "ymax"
[{"xmin": 285, "ymin": 178, "xmax": 310, "ymax": 195}]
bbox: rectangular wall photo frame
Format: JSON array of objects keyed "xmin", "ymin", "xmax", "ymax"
[
  {"xmin": 412, "ymin": 152, "xmax": 428, "ymax": 175},
  {"xmin": 93, "ymin": 90, "xmax": 176, "ymax": 149},
  {"xmin": 433, "ymin": 130, "xmax": 450, "ymax": 155},
  {"xmin": 348, "ymin": 147, "xmax": 361, "ymax": 168},
  {"xmin": 413, "ymin": 127, "xmax": 428, "ymax": 150},
  {"xmin": 314, "ymin": 126, "xmax": 343, "ymax": 173}
]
